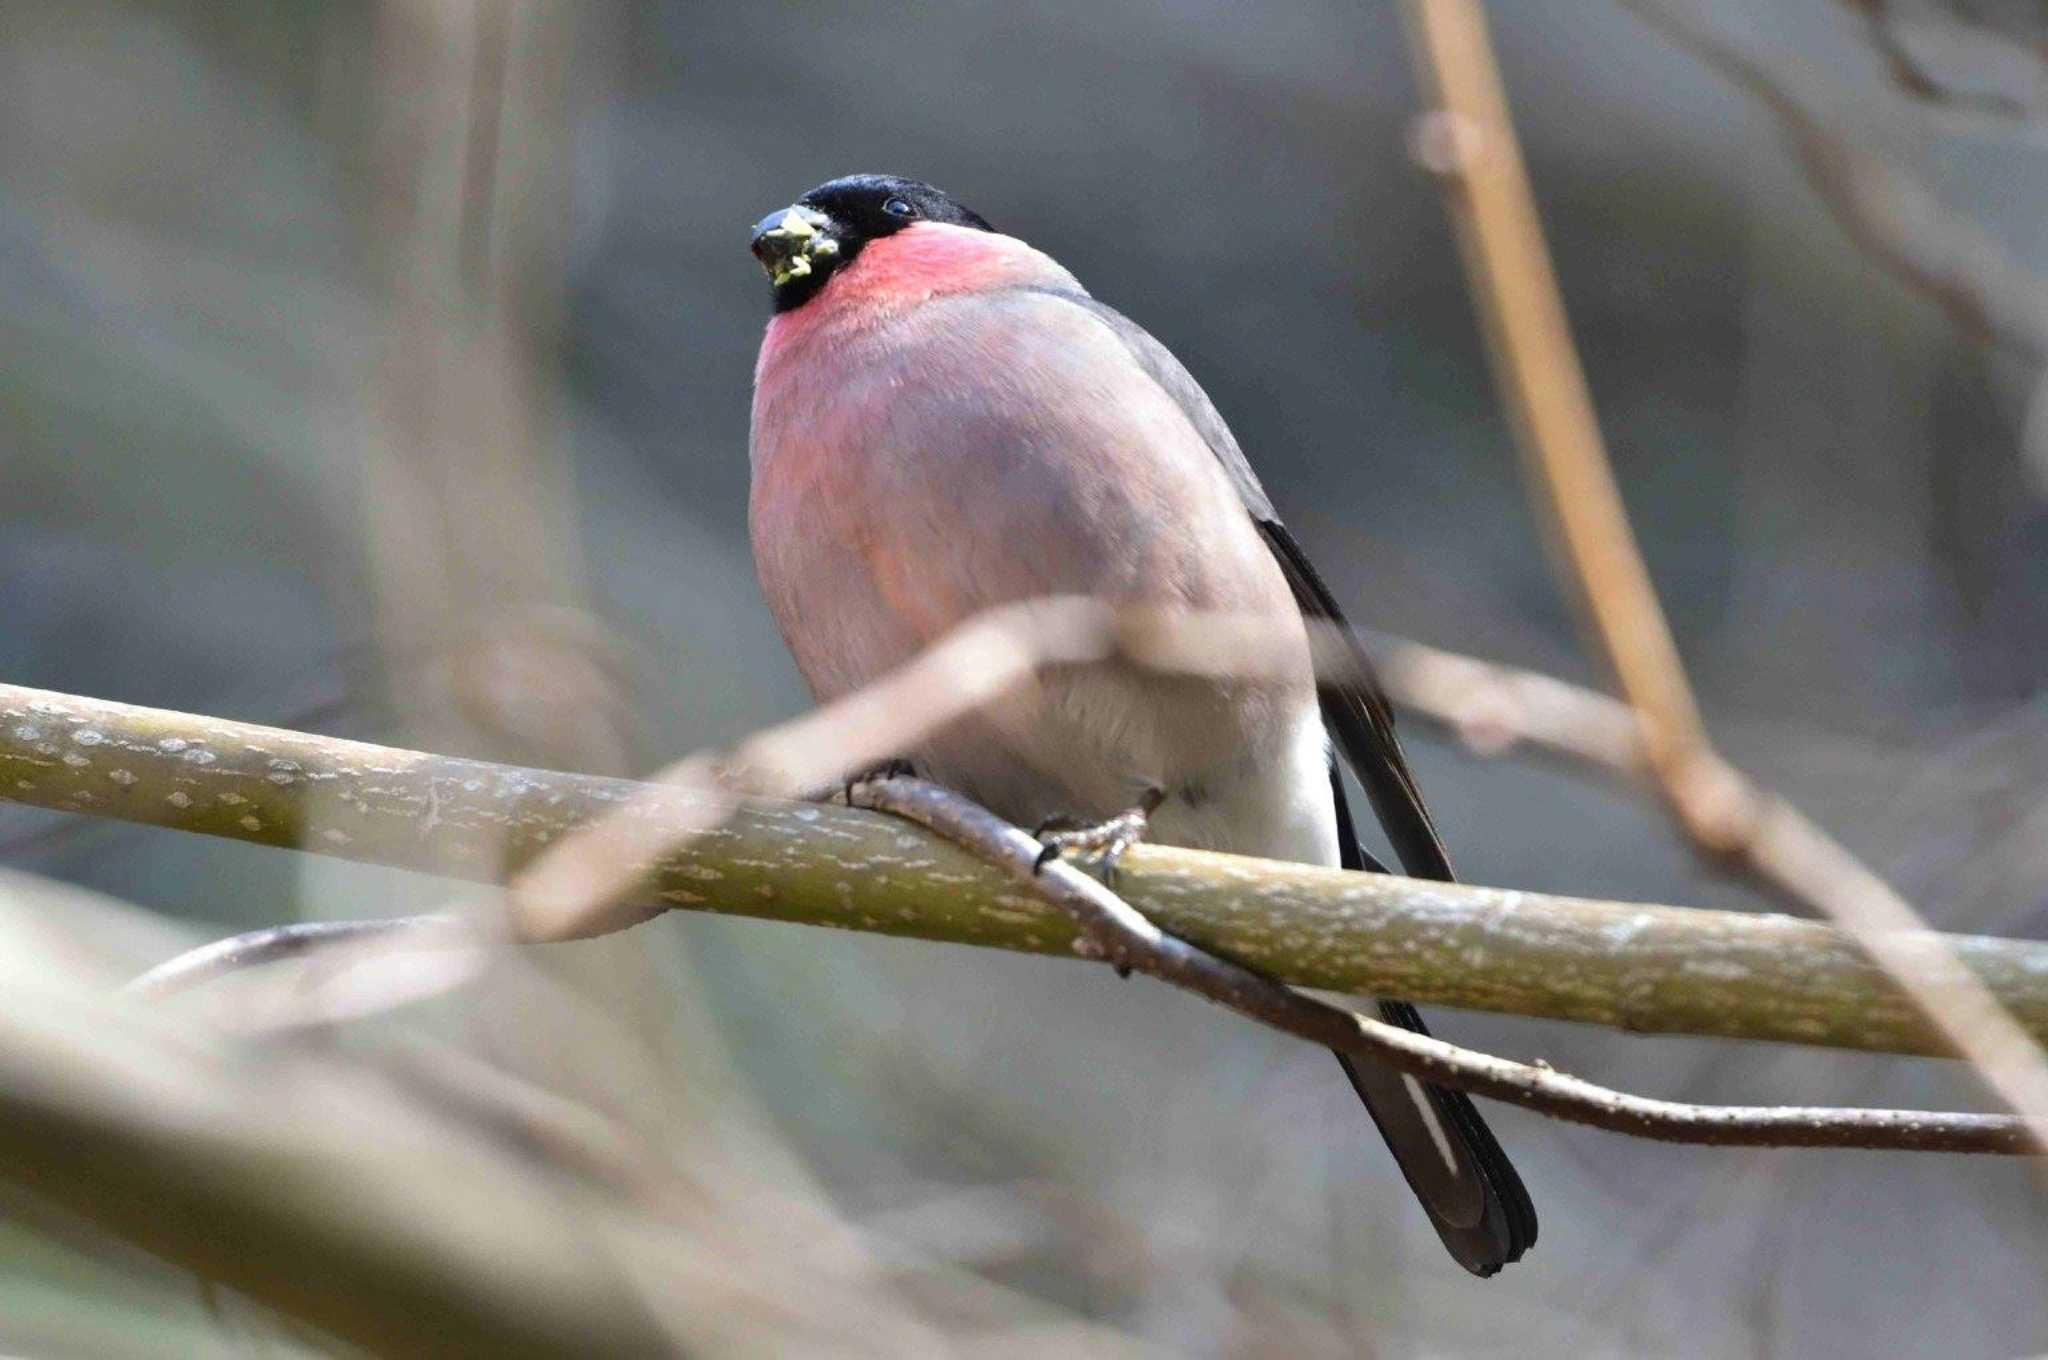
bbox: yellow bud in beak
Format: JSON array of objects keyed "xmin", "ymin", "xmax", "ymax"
[{"xmin": 750, "ymin": 204, "xmax": 837, "ymax": 288}]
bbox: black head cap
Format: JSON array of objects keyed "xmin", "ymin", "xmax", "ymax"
[
  {"xmin": 750, "ymin": 174, "xmax": 994, "ymax": 312},
  {"xmin": 796, "ymin": 174, "xmax": 993, "ymax": 237}
]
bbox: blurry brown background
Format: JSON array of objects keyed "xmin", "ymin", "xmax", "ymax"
[{"xmin": 3, "ymin": 1, "xmax": 2045, "ymax": 1355}]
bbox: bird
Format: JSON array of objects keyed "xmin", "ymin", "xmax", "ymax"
[{"xmin": 745, "ymin": 173, "xmax": 1536, "ymax": 1275}]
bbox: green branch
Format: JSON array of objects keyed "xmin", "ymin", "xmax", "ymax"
[{"xmin": 4, "ymin": 681, "xmax": 2044, "ymax": 1058}]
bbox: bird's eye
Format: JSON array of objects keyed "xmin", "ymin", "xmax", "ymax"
[{"xmin": 882, "ymin": 197, "xmax": 917, "ymax": 218}]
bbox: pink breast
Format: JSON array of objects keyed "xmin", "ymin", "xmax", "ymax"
[{"xmin": 754, "ymin": 222, "xmax": 1069, "ymax": 389}]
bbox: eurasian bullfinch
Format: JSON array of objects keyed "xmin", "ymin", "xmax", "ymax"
[{"xmin": 746, "ymin": 174, "xmax": 1536, "ymax": 1275}]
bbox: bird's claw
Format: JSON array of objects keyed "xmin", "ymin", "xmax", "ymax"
[
  {"xmin": 1036, "ymin": 809, "xmax": 1149, "ymax": 870},
  {"xmin": 842, "ymin": 758, "xmax": 915, "ymax": 806},
  {"xmin": 1031, "ymin": 788, "xmax": 1164, "ymax": 883}
]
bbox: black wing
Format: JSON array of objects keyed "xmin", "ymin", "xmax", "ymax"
[{"xmin": 1040, "ymin": 289, "xmax": 1537, "ymax": 1274}]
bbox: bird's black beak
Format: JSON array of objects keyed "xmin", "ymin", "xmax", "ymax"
[{"xmin": 749, "ymin": 204, "xmax": 839, "ymax": 287}]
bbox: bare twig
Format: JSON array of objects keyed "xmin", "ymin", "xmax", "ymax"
[
  {"xmin": 1402, "ymin": 0, "xmax": 2048, "ymax": 1147},
  {"xmin": 1369, "ymin": 632, "xmax": 1650, "ymax": 780},
  {"xmin": 849, "ymin": 776, "xmax": 2030, "ymax": 1154},
  {"xmin": 506, "ymin": 598, "xmax": 1128, "ymax": 940},
  {"xmin": 126, "ymin": 914, "xmax": 463, "ymax": 997}
]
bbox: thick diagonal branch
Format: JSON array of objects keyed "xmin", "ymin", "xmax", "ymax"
[{"xmin": 8, "ymin": 681, "xmax": 2048, "ymax": 1062}]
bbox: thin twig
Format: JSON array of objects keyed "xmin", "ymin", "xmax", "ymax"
[
  {"xmin": 1400, "ymin": 0, "xmax": 2048, "ymax": 1150},
  {"xmin": 1368, "ymin": 632, "xmax": 1650, "ymax": 781},
  {"xmin": 850, "ymin": 776, "xmax": 2030, "ymax": 1154},
  {"xmin": 125, "ymin": 914, "xmax": 463, "ymax": 997}
]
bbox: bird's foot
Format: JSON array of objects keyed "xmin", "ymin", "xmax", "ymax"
[
  {"xmin": 1034, "ymin": 789, "xmax": 1165, "ymax": 980},
  {"xmin": 1032, "ymin": 787, "xmax": 1166, "ymax": 885},
  {"xmin": 841, "ymin": 758, "xmax": 916, "ymax": 805}
]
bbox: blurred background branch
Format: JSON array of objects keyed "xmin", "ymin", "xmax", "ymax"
[
  {"xmin": 0, "ymin": 870, "xmax": 1144, "ymax": 1358},
  {"xmin": 1624, "ymin": 0, "xmax": 2048, "ymax": 369},
  {"xmin": 0, "ymin": 954, "xmax": 677, "ymax": 1357},
  {"xmin": 1624, "ymin": 0, "xmax": 2048, "ymax": 504},
  {"xmin": 1839, "ymin": 0, "xmax": 2048, "ymax": 120}
]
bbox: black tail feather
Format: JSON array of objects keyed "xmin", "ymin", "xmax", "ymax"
[
  {"xmin": 1270, "ymin": 523, "xmax": 1537, "ymax": 1275},
  {"xmin": 1325, "ymin": 758, "xmax": 1536, "ymax": 1274}
]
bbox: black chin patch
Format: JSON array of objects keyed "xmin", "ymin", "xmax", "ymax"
[{"xmin": 770, "ymin": 251, "xmax": 841, "ymax": 313}]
